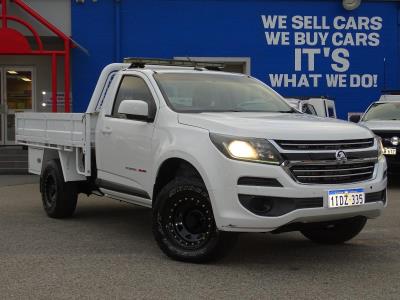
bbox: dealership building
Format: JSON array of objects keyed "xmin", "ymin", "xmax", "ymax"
[{"xmin": 0, "ymin": 0, "xmax": 399, "ymax": 146}]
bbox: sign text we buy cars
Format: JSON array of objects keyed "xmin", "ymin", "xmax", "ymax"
[{"xmin": 261, "ymin": 15, "xmax": 383, "ymax": 89}]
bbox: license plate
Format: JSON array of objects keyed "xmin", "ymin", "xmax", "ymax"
[
  {"xmin": 383, "ymin": 147, "xmax": 396, "ymax": 155},
  {"xmin": 328, "ymin": 188, "xmax": 365, "ymax": 208}
]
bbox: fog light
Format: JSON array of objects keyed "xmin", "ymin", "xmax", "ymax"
[
  {"xmin": 238, "ymin": 195, "xmax": 275, "ymax": 216},
  {"xmin": 250, "ymin": 197, "xmax": 273, "ymax": 214}
]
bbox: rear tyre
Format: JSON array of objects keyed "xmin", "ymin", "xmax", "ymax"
[
  {"xmin": 153, "ymin": 177, "xmax": 238, "ymax": 263},
  {"xmin": 300, "ymin": 216, "xmax": 367, "ymax": 245},
  {"xmin": 41, "ymin": 159, "xmax": 78, "ymax": 218}
]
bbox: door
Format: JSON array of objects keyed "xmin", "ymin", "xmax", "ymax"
[
  {"xmin": 96, "ymin": 73, "xmax": 158, "ymax": 198},
  {"xmin": 0, "ymin": 67, "xmax": 34, "ymax": 145}
]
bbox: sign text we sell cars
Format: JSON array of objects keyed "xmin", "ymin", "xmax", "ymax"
[{"xmin": 261, "ymin": 15, "xmax": 383, "ymax": 89}]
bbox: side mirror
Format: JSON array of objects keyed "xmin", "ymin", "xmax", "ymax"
[
  {"xmin": 118, "ymin": 100, "xmax": 149, "ymax": 121},
  {"xmin": 349, "ymin": 115, "xmax": 361, "ymax": 123}
]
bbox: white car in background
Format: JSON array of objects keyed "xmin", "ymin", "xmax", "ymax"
[
  {"xmin": 286, "ymin": 97, "xmax": 337, "ymax": 118},
  {"xmin": 351, "ymin": 92, "xmax": 400, "ymax": 172}
]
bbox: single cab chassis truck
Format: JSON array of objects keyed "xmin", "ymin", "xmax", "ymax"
[{"xmin": 16, "ymin": 59, "xmax": 387, "ymax": 262}]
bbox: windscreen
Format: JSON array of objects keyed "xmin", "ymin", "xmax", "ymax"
[
  {"xmin": 154, "ymin": 73, "xmax": 294, "ymax": 113},
  {"xmin": 362, "ymin": 102, "xmax": 400, "ymax": 121}
]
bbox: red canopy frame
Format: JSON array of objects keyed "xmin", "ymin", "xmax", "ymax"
[{"xmin": 0, "ymin": 0, "xmax": 73, "ymax": 112}]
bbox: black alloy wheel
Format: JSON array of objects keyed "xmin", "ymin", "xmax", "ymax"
[
  {"xmin": 153, "ymin": 177, "xmax": 238, "ymax": 263},
  {"xmin": 164, "ymin": 192, "xmax": 215, "ymax": 250}
]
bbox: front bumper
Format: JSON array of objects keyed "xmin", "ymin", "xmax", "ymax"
[{"xmin": 207, "ymin": 155, "xmax": 387, "ymax": 232}]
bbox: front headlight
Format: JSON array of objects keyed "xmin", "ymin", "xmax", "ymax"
[
  {"xmin": 209, "ymin": 133, "xmax": 283, "ymax": 165},
  {"xmin": 376, "ymin": 136, "xmax": 385, "ymax": 159}
]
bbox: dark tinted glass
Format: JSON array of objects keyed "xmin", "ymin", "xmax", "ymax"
[
  {"xmin": 327, "ymin": 106, "xmax": 335, "ymax": 117},
  {"xmin": 112, "ymin": 76, "xmax": 155, "ymax": 118}
]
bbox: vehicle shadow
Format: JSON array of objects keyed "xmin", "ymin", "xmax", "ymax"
[
  {"xmin": 221, "ymin": 232, "xmax": 388, "ymax": 268},
  {"xmin": 67, "ymin": 197, "xmax": 390, "ymax": 267},
  {"xmin": 72, "ymin": 200, "xmax": 153, "ymax": 240}
]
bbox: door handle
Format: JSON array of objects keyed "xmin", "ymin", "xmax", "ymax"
[{"xmin": 101, "ymin": 127, "xmax": 112, "ymax": 134}]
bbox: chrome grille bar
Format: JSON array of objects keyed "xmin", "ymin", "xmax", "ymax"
[
  {"xmin": 292, "ymin": 165, "xmax": 374, "ymax": 173},
  {"xmin": 275, "ymin": 138, "xmax": 374, "ymax": 151},
  {"xmin": 296, "ymin": 171, "xmax": 373, "ymax": 179},
  {"xmin": 279, "ymin": 141, "xmax": 372, "ymax": 147}
]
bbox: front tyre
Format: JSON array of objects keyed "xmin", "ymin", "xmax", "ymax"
[
  {"xmin": 153, "ymin": 178, "xmax": 237, "ymax": 263},
  {"xmin": 41, "ymin": 159, "xmax": 78, "ymax": 218},
  {"xmin": 300, "ymin": 216, "xmax": 367, "ymax": 245}
]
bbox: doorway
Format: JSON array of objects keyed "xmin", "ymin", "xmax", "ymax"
[{"xmin": 0, "ymin": 67, "xmax": 34, "ymax": 145}]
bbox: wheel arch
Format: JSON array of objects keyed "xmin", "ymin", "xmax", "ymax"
[
  {"xmin": 41, "ymin": 149, "xmax": 86, "ymax": 182},
  {"xmin": 152, "ymin": 156, "xmax": 210, "ymax": 203}
]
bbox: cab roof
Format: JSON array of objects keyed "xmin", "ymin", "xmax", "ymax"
[
  {"xmin": 124, "ymin": 65, "xmax": 247, "ymax": 77},
  {"xmin": 122, "ymin": 57, "xmax": 247, "ymax": 76},
  {"xmin": 378, "ymin": 94, "xmax": 400, "ymax": 102}
]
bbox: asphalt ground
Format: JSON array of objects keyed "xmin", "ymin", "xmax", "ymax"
[{"xmin": 0, "ymin": 176, "xmax": 399, "ymax": 299}]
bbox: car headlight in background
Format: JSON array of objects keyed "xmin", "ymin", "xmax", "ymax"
[
  {"xmin": 376, "ymin": 136, "xmax": 384, "ymax": 159},
  {"xmin": 209, "ymin": 133, "xmax": 283, "ymax": 165},
  {"xmin": 391, "ymin": 136, "xmax": 399, "ymax": 146}
]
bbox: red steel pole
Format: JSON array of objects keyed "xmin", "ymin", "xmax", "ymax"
[
  {"xmin": 2, "ymin": 0, "xmax": 7, "ymax": 28},
  {"xmin": 51, "ymin": 53, "xmax": 57, "ymax": 112},
  {"xmin": 64, "ymin": 39, "xmax": 70, "ymax": 112}
]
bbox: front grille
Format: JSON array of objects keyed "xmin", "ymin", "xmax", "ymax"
[
  {"xmin": 288, "ymin": 161, "xmax": 376, "ymax": 184},
  {"xmin": 274, "ymin": 138, "xmax": 377, "ymax": 185},
  {"xmin": 289, "ymin": 161, "xmax": 375, "ymax": 184},
  {"xmin": 275, "ymin": 139, "xmax": 374, "ymax": 151}
]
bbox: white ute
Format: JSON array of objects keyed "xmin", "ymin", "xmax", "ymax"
[
  {"xmin": 286, "ymin": 97, "xmax": 337, "ymax": 118},
  {"xmin": 16, "ymin": 59, "xmax": 387, "ymax": 262}
]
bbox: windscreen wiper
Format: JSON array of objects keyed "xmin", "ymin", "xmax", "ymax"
[{"xmin": 277, "ymin": 110, "xmax": 297, "ymax": 113}]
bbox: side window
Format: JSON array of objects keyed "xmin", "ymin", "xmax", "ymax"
[
  {"xmin": 96, "ymin": 73, "xmax": 116, "ymax": 111},
  {"xmin": 112, "ymin": 76, "xmax": 156, "ymax": 118},
  {"xmin": 302, "ymin": 104, "xmax": 317, "ymax": 116},
  {"xmin": 309, "ymin": 104, "xmax": 317, "ymax": 116},
  {"xmin": 301, "ymin": 104, "xmax": 309, "ymax": 114},
  {"xmin": 327, "ymin": 105, "xmax": 335, "ymax": 118}
]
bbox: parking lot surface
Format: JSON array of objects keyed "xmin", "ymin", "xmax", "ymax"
[{"xmin": 0, "ymin": 179, "xmax": 399, "ymax": 299}]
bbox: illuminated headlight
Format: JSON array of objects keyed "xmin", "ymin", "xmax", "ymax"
[
  {"xmin": 376, "ymin": 136, "xmax": 384, "ymax": 159},
  {"xmin": 209, "ymin": 133, "xmax": 283, "ymax": 165},
  {"xmin": 391, "ymin": 136, "xmax": 399, "ymax": 146}
]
